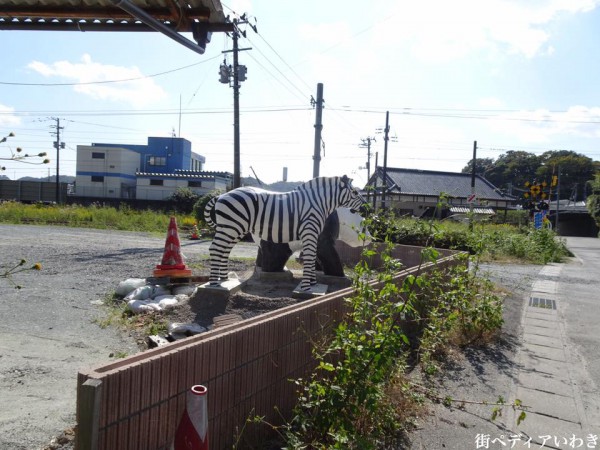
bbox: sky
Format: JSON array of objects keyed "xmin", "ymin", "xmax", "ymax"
[{"xmin": 2, "ymin": 0, "xmax": 600, "ymax": 186}]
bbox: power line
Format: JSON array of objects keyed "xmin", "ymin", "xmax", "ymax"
[
  {"xmin": 0, "ymin": 55, "xmax": 222, "ymax": 86},
  {"xmin": 244, "ymin": 51, "xmax": 308, "ymax": 104},
  {"xmin": 254, "ymin": 31, "xmax": 314, "ymax": 94}
]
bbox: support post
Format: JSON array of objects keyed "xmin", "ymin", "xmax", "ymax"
[
  {"xmin": 77, "ymin": 378, "xmax": 102, "ymax": 450},
  {"xmin": 372, "ymin": 152, "xmax": 379, "ymax": 210},
  {"xmin": 312, "ymin": 83, "xmax": 324, "ymax": 178},
  {"xmin": 469, "ymin": 140, "xmax": 477, "ymax": 231},
  {"xmin": 556, "ymin": 165, "xmax": 561, "ymax": 235},
  {"xmin": 381, "ymin": 111, "xmax": 390, "ymax": 210}
]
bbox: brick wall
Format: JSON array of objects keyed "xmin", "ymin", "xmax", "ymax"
[{"xmin": 76, "ymin": 253, "xmax": 463, "ymax": 450}]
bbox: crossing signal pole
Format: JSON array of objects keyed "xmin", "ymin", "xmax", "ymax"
[{"xmin": 219, "ymin": 14, "xmax": 256, "ymax": 189}]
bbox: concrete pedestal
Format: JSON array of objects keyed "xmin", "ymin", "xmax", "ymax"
[
  {"xmin": 292, "ymin": 282, "xmax": 328, "ymax": 299},
  {"xmin": 253, "ymin": 267, "xmax": 295, "ymax": 282},
  {"xmin": 192, "ymin": 279, "xmax": 243, "ymax": 314}
]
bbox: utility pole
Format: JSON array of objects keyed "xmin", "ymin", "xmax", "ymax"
[
  {"xmin": 372, "ymin": 152, "xmax": 379, "ymax": 210},
  {"xmin": 359, "ymin": 136, "xmax": 376, "ymax": 182},
  {"xmin": 50, "ymin": 117, "xmax": 64, "ymax": 204},
  {"xmin": 359, "ymin": 136, "xmax": 376, "ymax": 201},
  {"xmin": 312, "ymin": 83, "xmax": 324, "ymax": 178},
  {"xmin": 469, "ymin": 140, "xmax": 477, "ymax": 231},
  {"xmin": 381, "ymin": 111, "xmax": 390, "ymax": 210},
  {"xmin": 220, "ymin": 14, "xmax": 256, "ymax": 189},
  {"xmin": 556, "ymin": 165, "xmax": 561, "ymax": 235}
]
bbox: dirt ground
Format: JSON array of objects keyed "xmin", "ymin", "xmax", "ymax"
[{"xmin": 138, "ymin": 262, "xmax": 354, "ymax": 347}]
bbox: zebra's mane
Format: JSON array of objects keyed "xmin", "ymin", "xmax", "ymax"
[{"xmin": 298, "ymin": 175, "xmax": 345, "ymax": 191}]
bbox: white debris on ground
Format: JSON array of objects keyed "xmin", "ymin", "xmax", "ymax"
[
  {"xmin": 115, "ymin": 278, "xmax": 147, "ymax": 297},
  {"xmin": 168, "ymin": 322, "xmax": 207, "ymax": 336},
  {"xmin": 116, "ymin": 278, "xmax": 195, "ymax": 314}
]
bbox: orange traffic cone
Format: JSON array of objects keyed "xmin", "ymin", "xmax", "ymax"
[
  {"xmin": 154, "ymin": 217, "xmax": 193, "ymax": 278},
  {"xmin": 171, "ymin": 385, "xmax": 208, "ymax": 450},
  {"xmin": 190, "ymin": 223, "xmax": 200, "ymax": 240}
]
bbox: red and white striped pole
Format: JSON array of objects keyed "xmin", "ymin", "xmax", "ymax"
[{"xmin": 171, "ymin": 385, "xmax": 208, "ymax": 450}]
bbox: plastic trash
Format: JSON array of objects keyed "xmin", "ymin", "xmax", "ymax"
[
  {"xmin": 168, "ymin": 322, "xmax": 207, "ymax": 335},
  {"xmin": 154, "ymin": 295, "xmax": 178, "ymax": 309},
  {"xmin": 125, "ymin": 286, "xmax": 155, "ymax": 300},
  {"xmin": 127, "ymin": 299, "xmax": 162, "ymax": 313},
  {"xmin": 124, "ymin": 285, "xmax": 170, "ymax": 301},
  {"xmin": 116, "ymin": 278, "xmax": 147, "ymax": 297}
]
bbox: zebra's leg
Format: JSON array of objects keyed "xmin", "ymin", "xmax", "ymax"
[
  {"xmin": 299, "ymin": 238, "xmax": 318, "ymax": 291},
  {"xmin": 208, "ymin": 231, "xmax": 239, "ymax": 285}
]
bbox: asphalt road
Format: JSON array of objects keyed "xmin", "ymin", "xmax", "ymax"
[{"xmin": 559, "ymin": 237, "xmax": 600, "ymax": 429}]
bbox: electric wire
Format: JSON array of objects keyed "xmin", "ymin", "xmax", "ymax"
[{"xmin": 0, "ymin": 55, "xmax": 222, "ymax": 86}]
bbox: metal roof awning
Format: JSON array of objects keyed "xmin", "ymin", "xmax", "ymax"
[
  {"xmin": 0, "ymin": 0, "xmax": 233, "ymax": 54},
  {"xmin": 450, "ymin": 206, "xmax": 496, "ymax": 215}
]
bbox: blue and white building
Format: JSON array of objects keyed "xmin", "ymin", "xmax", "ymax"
[{"xmin": 75, "ymin": 136, "xmax": 231, "ymax": 200}]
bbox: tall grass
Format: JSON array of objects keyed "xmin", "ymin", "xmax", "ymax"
[
  {"xmin": 0, "ymin": 201, "xmax": 195, "ymax": 233},
  {"xmin": 0, "ymin": 201, "xmax": 570, "ymax": 264}
]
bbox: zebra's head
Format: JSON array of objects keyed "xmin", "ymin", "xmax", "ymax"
[{"xmin": 339, "ymin": 175, "xmax": 366, "ymax": 214}]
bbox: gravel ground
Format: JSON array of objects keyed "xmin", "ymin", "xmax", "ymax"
[
  {"xmin": 0, "ymin": 224, "xmax": 543, "ymax": 450},
  {"xmin": 0, "ymin": 224, "xmax": 259, "ymax": 450}
]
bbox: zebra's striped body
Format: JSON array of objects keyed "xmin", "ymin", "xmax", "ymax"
[{"xmin": 204, "ymin": 175, "xmax": 366, "ymax": 291}]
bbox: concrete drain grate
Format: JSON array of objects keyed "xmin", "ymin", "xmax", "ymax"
[{"xmin": 529, "ymin": 296, "xmax": 557, "ymax": 310}]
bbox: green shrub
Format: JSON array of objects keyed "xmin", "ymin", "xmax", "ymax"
[
  {"xmin": 167, "ymin": 187, "xmax": 200, "ymax": 214},
  {"xmin": 279, "ymin": 242, "xmax": 505, "ymax": 448},
  {"xmin": 366, "ymin": 212, "xmax": 569, "ymax": 264},
  {"xmin": 193, "ymin": 190, "xmax": 223, "ymax": 226}
]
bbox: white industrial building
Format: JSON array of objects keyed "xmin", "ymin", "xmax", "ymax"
[
  {"xmin": 75, "ymin": 145, "xmax": 139, "ymax": 199},
  {"xmin": 135, "ymin": 170, "xmax": 232, "ymax": 201},
  {"xmin": 74, "ymin": 137, "xmax": 231, "ymax": 201}
]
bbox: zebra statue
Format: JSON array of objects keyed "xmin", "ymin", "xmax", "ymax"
[{"xmin": 204, "ymin": 175, "xmax": 366, "ymax": 291}]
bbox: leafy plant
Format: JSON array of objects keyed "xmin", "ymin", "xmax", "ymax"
[
  {"xmin": 193, "ymin": 190, "xmax": 224, "ymax": 226},
  {"xmin": 167, "ymin": 187, "xmax": 201, "ymax": 214}
]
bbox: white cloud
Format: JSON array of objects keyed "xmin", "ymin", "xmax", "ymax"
[
  {"xmin": 372, "ymin": 0, "xmax": 600, "ymax": 62},
  {"xmin": 0, "ymin": 104, "xmax": 21, "ymax": 127},
  {"xmin": 488, "ymin": 105, "xmax": 600, "ymax": 142},
  {"xmin": 297, "ymin": 22, "xmax": 354, "ymax": 48},
  {"xmin": 478, "ymin": 97, "xmax": 506, "ymax": 109},
  {"xmin": 27, "ymin": 54, "xmax": 167, "ymax": 107}
]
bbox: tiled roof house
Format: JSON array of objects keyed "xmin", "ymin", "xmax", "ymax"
[{"xmin": 366, "ymin": 166, "xmax": 516, "ymax": 218}]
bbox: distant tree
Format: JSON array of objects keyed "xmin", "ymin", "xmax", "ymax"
[
  {"xmin": 586, "ymin": 173, "xmax": 600, "ymax": 232},
  {"xmin": 536, "ymin": 150, "xmax": 596, "ymax": 200},
  {"xmin": 482, "ymin": 151, "xmax": 541, "ymax": 193},
  {"xmin": 462, "ymin": 150, "xmax": 598, "ymax": 201},
  {"xmin": 461, "ymin": 158, "xmax": 495, "ymax": 177}
]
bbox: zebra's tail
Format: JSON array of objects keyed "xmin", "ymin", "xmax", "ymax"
[{"xmin": 203, "ymin": 196, "xmax": 218, "ymax": 228}]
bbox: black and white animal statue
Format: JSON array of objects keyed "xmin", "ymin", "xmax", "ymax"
[
  {"xmin": 256, "ymin": 207, "xmax": 371, "ymax": 277},
  {"xmin": 203, "ymin": 175, "xmax": 366, "ymax": 291}
]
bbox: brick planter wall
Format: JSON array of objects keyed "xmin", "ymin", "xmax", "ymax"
[{"xmin": 76, "ymin": 251, "xmax": 463, "ymax": 450}]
